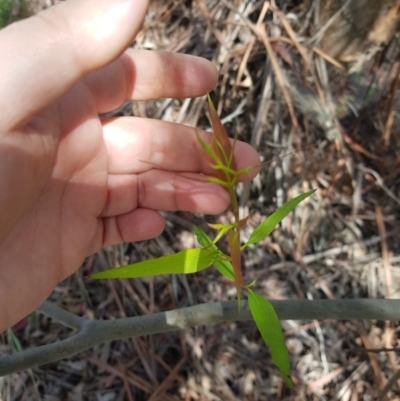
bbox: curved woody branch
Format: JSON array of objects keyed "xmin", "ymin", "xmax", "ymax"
[{"xmin": 1, "ymin": 298, "xmax": 400, "ymax": 377}]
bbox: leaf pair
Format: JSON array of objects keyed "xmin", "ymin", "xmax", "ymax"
[
  {"xmin": 195, "ymin": 227, "xmax": 292, "ymax": 386},
  {"xmin": 90, "ymin": 225, "xmax": 294, "ymax": 387}
]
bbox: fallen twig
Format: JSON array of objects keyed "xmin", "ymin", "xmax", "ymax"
[{"xmin": 2, "ymin": 298, "xmax": 400, "ymax": 376}]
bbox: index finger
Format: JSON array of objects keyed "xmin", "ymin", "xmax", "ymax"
[
  {"xmin": 0, "ymin": 0, "xmax": 148, "ymax": 131},
  {"xmin": 84, "ymin": 50, "xmax": 219, "ymax": 113}
]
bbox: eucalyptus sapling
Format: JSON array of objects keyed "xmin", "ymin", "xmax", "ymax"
[{"xmin": 90, "ymin": 95, "xmax": 316, "ymax": 387}]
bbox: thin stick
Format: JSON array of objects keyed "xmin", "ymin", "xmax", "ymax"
[
  {"xmin": 256, "ymin": 25, "xmax": 299, "ymax": 130},
  {"xmin": 383, "ymin": 62, "xmax": 400, "ymax": 147},
  {"xmin": 312, "ymin": 46, "xmax": 344, "ymax": 70}
]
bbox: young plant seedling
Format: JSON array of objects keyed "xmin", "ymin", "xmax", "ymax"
[{"xmin": 89, "ymin": 95, "xmax": 316, "ymax": 387}]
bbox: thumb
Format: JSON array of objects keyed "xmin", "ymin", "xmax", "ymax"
[{"xmin": 0, "ymin": 0, "xmax": 149, "ymax": 131}]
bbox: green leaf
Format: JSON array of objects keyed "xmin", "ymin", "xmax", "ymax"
[
  {"xmin": 0, "ymin": 0, "xmax": 32, "ymax": 29},
  {"xmin": 242, "ymin": 189, "xmax": 316, "ymax": 249},
  {"xmin": 248, "ymin": 290, "xmax": 293, "ymax": 387},
  {"xmin": 207, "ymin": 222, "xmax": 235, "ymax": 244},
  {"xmin": 196, "ymin": 133, "xmax": 220, "ymax": 164},
  {"xmin": 7, "ymin": 328, "xmax": 23, "ymax": 352},
  {"xmin": 90, "ymin": 248, "xmax": 218, "ymax": 280},
  {"xmin": 194, "ymin": 226, "xmax": 235, "ymax": 281},
  {"xmin": 247, "ymin": 279, "xmax": 257, "ymax": 288}
]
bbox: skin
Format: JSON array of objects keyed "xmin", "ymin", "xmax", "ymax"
[{"xmin": 0, "ymin": 0, "xmax": 260, "ymax": 332}]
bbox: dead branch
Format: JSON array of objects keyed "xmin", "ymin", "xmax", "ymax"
[{"xmin": 1, "ymin": 298, "xmax": 400, "ymax": 377}]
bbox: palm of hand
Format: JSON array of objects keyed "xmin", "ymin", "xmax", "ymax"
[
  {"xmin": 1, "ymin": 82, "xmax": 110, "ymax": 326},
  {"xmin": 1, "ymin": 66, "xmax": 233, "ymax": 323}
]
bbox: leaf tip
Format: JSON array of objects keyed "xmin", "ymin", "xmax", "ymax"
[{"xmin": 285, "ymin": 375, "xmax": 294, "ymax": 388}]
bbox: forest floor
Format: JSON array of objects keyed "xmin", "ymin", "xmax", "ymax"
[{"xmin": 1, "ymin": 0, "xmax": 400, "ymax": 400}]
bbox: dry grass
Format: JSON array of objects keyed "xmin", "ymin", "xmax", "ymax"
[{"xmin": 1, "ymin": 0, "xmax": 400, "ymax": 400}]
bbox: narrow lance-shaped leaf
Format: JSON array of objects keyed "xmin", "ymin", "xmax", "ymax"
[
  {"xmin": 207, "ymin": 222, "xmax": 235, "ymax": 244},
  {"xmin": 7, "ymin": 328, "xmax": 23, "ymax": 352},
  {"xmin": 89, "ymin": 248, "xmax": 218, "ymax": 280},
  {"xmin": 207, "ymin": 94, "xmax": 235, "ymax": 172},
  {"xmin": 248, "ymin": 290, "xmax": 293, "ymax": 387},
  {"xmin": 242, "ymin": 189, "xmax": 316, "ymax": 249},
  {"xmin": 194, "ymin": 226, "xmax": 235, "ymax": 281},
  {"xmin": 195, "ymin": 131, "xmax": 237, "ymax": 189}
]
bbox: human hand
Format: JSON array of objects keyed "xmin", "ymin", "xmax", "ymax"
[{"xmin": 0, "ymin": 0, "xmax": 259, "ymax": 332}]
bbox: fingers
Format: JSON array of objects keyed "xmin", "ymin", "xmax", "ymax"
[
  {"xmin": 100, "ymin": 167, "xmax": 232, "ymax": 246},
  {"xmin": 102, "ymin": 208, "xmax": 165, "ymax": 247},
  {"xmin": 0, "ymin": 0, "xmax": 149, "ymax": 130},
  {"xmin": 85, "ymin": 50, "xmax": 218, "ymax": 113},
  {"xmin": 102, "ymin": 171, "xmax": 231, "ymax": 217},
  {"xmin": 101, "ymin": 115, "xmax": 260, "ymax": 219},
  {"xmin": 102, "ymin": 117, "xmax": 260, "ymax": 177},
  {"xmin": 100, "ymin": 172, "xmax": 229, "ymax": 247}
]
